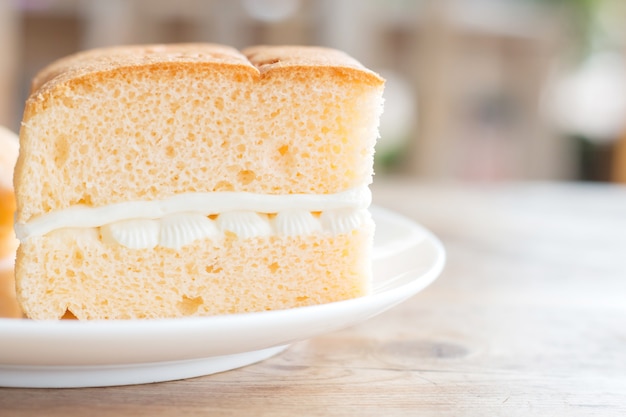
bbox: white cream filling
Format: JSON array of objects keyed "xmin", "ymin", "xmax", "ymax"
[
  {"xmin": 15, "ymin": 187, "xmax": 370, "ymax": 241},
  {"xmin": 16, "ymin": 187, "xmax": 372, "ymax": 248},
  {"xmin": 99, "ymin": 209, "xmax": 369, "ymax": 249}
]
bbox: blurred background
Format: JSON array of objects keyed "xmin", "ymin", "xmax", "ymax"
[{"xmin": 0, "ymin": 0, "xmax": 625, "ymax": 183}]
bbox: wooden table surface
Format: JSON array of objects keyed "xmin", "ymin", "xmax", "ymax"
[{"xmin": 1, "ymin": 180, "xmax": 625, "ymax": 416}]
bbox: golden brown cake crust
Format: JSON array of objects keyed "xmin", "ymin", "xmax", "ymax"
[
  {"xmin": 30, "ymin": 44, "xmax": 249, "ymax": 94},
  {"xmin": 24, "ymin": 43, "xmax": 383, "ymax": 121},
  {"xmin": 243, "ymin": 45, "xmax": 382, "ymax": 80}
]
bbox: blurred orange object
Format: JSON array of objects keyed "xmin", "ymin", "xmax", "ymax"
[
  {"xmin": 0, "ymin": 125, "xmax": 18, "ymax": 258},
  {"xmin": 0, "ymin": 125, "xmax": 21, "ymax": 318},
  {"xmin": 0, "ymin": 187, "xmax": 17, "ymax": 258},
  {"xmin": 0, "ymin": 259, "xmax": 22, "ymax": 318}
]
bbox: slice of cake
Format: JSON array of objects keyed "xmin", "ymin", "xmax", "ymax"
[{"xmin": 13, "ymin": 43, "xmax": 384, "ymax": 320}]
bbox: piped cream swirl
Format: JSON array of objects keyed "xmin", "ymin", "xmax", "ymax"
[{"xmin": 99, "ymin": 209, "xmax": 369, "ymax": 249}]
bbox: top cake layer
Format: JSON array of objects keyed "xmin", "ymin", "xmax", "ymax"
[{"xmin": 15, "ymin": 44, "xmax": 384, "ymax": 223}]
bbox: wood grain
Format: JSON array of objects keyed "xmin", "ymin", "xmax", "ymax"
[{"xmin": 1, "ymin": 181, "xmax": 626, "ymax": 416}]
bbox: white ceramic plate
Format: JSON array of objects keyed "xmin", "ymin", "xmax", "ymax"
[{"xmin": 0, "ymin": 206, "xmax": 445, "ymax": 388}]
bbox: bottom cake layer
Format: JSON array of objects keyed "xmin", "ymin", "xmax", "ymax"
[{"xmin": 15, "ymin": 221, "xmax": 373, "ymax": 320}]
